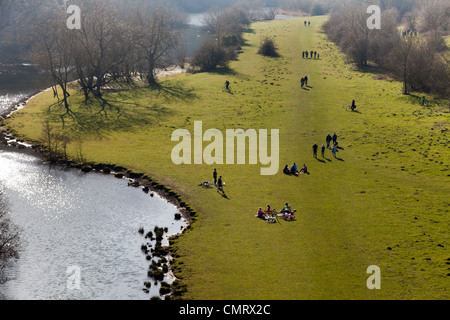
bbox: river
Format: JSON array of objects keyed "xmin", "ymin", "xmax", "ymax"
[
  {"xmin": 0, "ymin": 66, "xmax": 186, "ymax": 302},
  {"xmin": 0, "ymin": 149, "xmax": 185, "ymax": 300}
]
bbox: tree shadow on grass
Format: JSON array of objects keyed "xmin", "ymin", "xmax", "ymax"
[
  {"xmin": 209, "ymin": 67, "xmax": 241, "ymax": 77},
  {"xmin": 48, "ymin": 94, "xmax": 174, "ymax": 139},
  {"xmin": 149, "ymin": 82, "xmax": 197, "ymax": 103}
]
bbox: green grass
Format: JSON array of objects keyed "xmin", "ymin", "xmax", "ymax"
[{"xmin": 4, "ymin": 16, "xmax": 449, "ymax": 300}]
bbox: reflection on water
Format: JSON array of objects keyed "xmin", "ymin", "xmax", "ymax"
[
  {"xmin": 0, "ymin": 150, "xmax": 185, "ymax": 300},
  {"xmin": 0, "ymin": 65, "xmax": 52, "ymax": 115}
]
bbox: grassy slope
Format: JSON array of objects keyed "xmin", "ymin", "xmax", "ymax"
[{"xmin": 4, "ymin": 16, "xmax": 449, "ymax": 300}]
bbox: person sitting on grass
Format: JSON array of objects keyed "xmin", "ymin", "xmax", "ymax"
[
  {"xmin": 284, "ymin": 212, "xmax": 295, "ymax": 221},
  {"xmin": 198, "ymin": 181, "xmax": 211, "ymax": 188},
  {"xmin": 256, "ymin": 207, "xmax": 266, "ymax": 219},
  {"xmin": 290, "ymin": 163, "xmax": 299, "ymax": 176},
  {"xmin": 299, "ymin": 164, "xmax": 309, "ymax": 175},
  {"xmin": 283, "ymin": 165, "xmax": 291, "ymax": 175},
  {"xmin": 280, "ymin": 203, "xmax": 292, "ymax": 214}
]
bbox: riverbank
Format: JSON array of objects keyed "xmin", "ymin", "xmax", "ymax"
[
  {"xmin": 3, "ymin": 16, "xmax": 449, "ymax": 300},
  {"xmin": 0, "ymin": 68, "xmax": 192, "ymax": 300}
]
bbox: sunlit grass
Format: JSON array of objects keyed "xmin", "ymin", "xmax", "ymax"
[{"xmin": 4, "ymin": 16, "xmax": 449, "ymax": 299}]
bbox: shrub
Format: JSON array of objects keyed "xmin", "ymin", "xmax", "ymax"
[
  {"xmin": 221, "ymin": 34, "xmax": 239, "ymax": 47},
  {"xmin": 191, "ymin": 40, "xmax": 230, "ymax": 72},
  {"xmin": 258, "ymin": 38, "xmax": 279, "ymax": 57}
]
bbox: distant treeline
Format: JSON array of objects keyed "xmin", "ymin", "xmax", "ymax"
[
  {"xmin": 0, "ymin": 0, "xmax": 338, "ymax": 64},
  {"xmin": 324, "ymin": 0, "xmax": 450, "ymax": 98},
  {"xmin": 11, "ymin": 0, "xmax": 272, "ymax": 124}
]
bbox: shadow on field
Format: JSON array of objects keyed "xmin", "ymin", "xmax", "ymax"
[
  {"xmin": 49, "ymin": 94, "xmax": 174, "ymax": 138},
  {"xmin": 149, "ymin": 82, "xmax": 197, "ymax": 102},
  {"xmin": 210, "ymin": 68, "xmax": 241, "ymax": 77}
]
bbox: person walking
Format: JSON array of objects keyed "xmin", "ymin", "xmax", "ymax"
[
  {"xmin": 302, "ymin": 51, "xmax": 305, "ymax": 59},
  {"xmin": 305, "ymin": 51, "xmax": 308, "ymax": 58},
  {"xmin": 301, "ymin": 77, "xmax": 305, "ymax": 87},
  {"xmin": 304, "ymin": 76, "xmax": 308, "ymax": 86},
  {"xmin": 217, "ymin": 176, "xmax": 224, "ymax": 193},
  {"xmin": 313, "ymin": 142, "xmax": 318, "ymax": 158},
  {"xmin": 332, "ymin": 132, "xmax": 338, "ymax": 145},
  {"xmin": 331, "ymin": 143, "xmax": 338, "ymax": 158},
  {"xmin": 321, "ymin": 144, "xmax": 325, "ymax": 158},
  {"xmin": 213, "ymin": 168, "xmax": 218, "ymax": 186},
  {"xmin": 310, "ymin": 50, "xmax": 313, "ymax": 58},
  {"xmin": 326, "ymin": 133, "xmax": 332, "ymax": 149}
]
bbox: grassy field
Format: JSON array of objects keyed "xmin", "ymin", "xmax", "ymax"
[{"xmin": 4, "ymin": 16, "xmax": 449, "ymax": 300}]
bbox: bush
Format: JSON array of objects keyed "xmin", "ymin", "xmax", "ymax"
[
  {"xmin": 258, "ymin": 38, "xmax": 279, "ymax": 57},
  {"xmin": 191, "ymin": 40, "xmax": 230, "ymax": 72},
  {"xmin": 222, "ymin": 34, "xmax": 238, "ymax": 47}
]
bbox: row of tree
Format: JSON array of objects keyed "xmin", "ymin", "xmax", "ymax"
[
  {"xmin": 29, "ymin": 1, "xmax": 186, "ymax": 123},
  {"xmin": 190, "ymin": 3, "xmax": 275, "ymax": 72},
  {"xmin": 324, "ymin": 0, "xmax": 450, "ymax": 97}
]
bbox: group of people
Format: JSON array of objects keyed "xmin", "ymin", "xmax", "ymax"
[
  {"xmin": 304, "ymin": 21, "xmax": 311, "ymax": 27},
  {"xmin": 283, "ymin": 163, "xmax": 309, "ymax": 176},
  {"xmin": 302, "ymin": 50, "xmax": 320, "ymax": 59},
  {"xmin": 213, "ymin": 168, "xmax": 224, "ymax": 193},
  {"xmin": 325, "ymin": 133, "xmax": 339, "ymax": 158},
  {"xmin": 402, "ymin": 29, "xmax": 417, "ymax": 37},
  {"xmin": 255, "ymin": 203, "xmax": 296, "ymax": 221},
  {"xmin": 300, "ymin": 76, "xmax": 309, "ymax": 87}
]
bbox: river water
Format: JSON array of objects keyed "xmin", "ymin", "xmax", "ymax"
[
  {"xmin": 0, "ymin": 148, "xmax": 185, "ymax": 300},
  {"xmin": 0, "ymin": 55, "xmax": 187, "ymax": 302},
  {"xmin": 0, "ymin": 63, "xmax": 186, "ymax": 299}
]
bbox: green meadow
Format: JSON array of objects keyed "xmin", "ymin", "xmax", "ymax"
[{"xmin": 4, "ymin": 16, "xmax": 449, "ymax": 299}]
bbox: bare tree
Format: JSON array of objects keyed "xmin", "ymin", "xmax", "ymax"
[
  {"xmin": 418, "ymin": 0, "xmax": 450, "ymax": 35},
  {"xmin": 32, "ymin": 17, "xmax": 77, "ymax": 124},
  {"xmin": 0, "ymin": 196, "xmax": 20, "ymax": 285},
  {"xmin": 134, "ymin": 6, "xmax": 180, "ymax": 85},
  {"xmin": 72, "ymin": 0, "xmax": 131, "ymax": 99},
  {"xmin": 386, "ymin": 34, "xmax": 418, "ymax": 94}
]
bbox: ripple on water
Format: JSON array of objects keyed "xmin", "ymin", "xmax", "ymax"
[{"xmin": 0, "ymin": 150, "xmax": 185, "ymax": 300}]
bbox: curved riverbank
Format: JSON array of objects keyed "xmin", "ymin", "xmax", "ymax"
[{"xmin": 0, "ymin": 89, "xmax": 193, "ymax": 300}]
